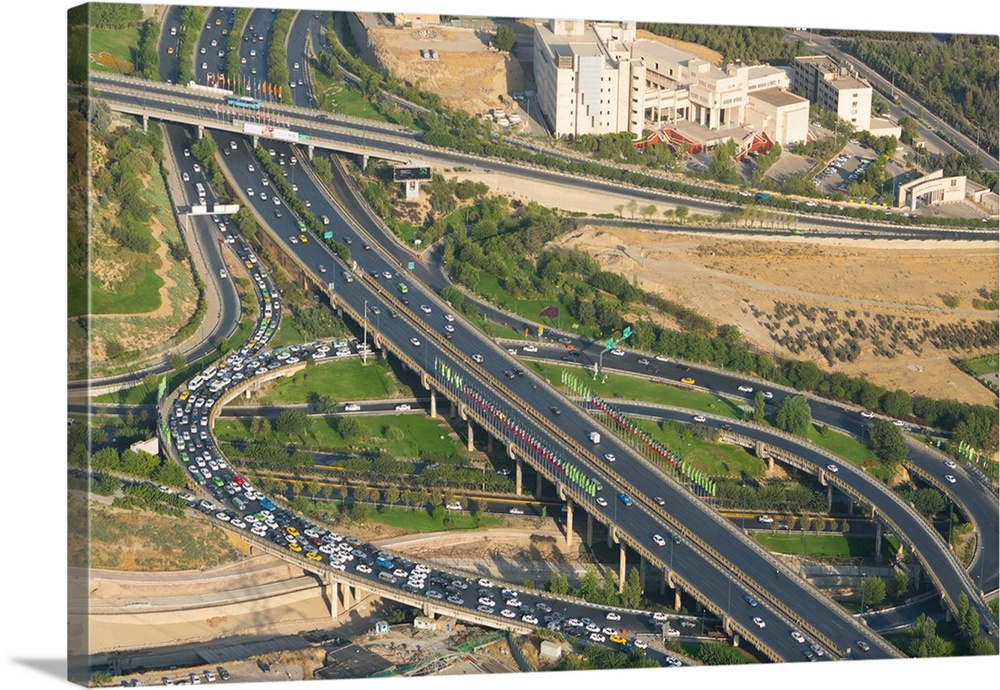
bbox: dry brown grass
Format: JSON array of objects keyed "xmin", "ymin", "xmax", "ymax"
[{"xmin": 557, "ymin": 226, "xmax": 999, "ymax": 405}]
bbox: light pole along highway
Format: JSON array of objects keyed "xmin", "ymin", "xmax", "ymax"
[{"xmin": 207, "ymin": 130, "xmax": 904, "ymax": 661}]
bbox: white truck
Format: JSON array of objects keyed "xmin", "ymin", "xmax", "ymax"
[{"xmin": 588, "ymin": 431, "xmax": 601, "ymax": 444}]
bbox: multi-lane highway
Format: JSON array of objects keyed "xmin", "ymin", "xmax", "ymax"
[
  {"xmin": 195, "ymin": 130, "xmax": 913, "ymax": 661},
  {"xmin": 80, "ymin": 14, "xmax": 998, "ymax": 662}
]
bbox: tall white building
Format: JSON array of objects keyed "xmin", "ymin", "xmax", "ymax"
[
  {"xmin": 533, "ymin": 19, "xmax": 809, "ymax": 147},
  {"xmin": 792, "ymin": 55, "xmax": 873, "ymax": 132}
]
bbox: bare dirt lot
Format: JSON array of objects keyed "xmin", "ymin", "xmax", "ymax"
[
  {"xmin": 556, "ymin": 226, "xmax": 999, "ymax": 406},
  {"xmin": 368, "ymin": 24, "xmax": 524, "ymax": 115}
]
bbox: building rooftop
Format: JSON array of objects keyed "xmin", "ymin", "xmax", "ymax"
[
  {"xmin": 632, "ymin": 38, "xmax": 699, "ymax": 68},
  {"xmin": 749, "ymin": 87, "xmax": 808, "ymax": 108}
]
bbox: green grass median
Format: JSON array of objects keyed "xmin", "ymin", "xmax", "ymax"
[
  {"xmin": 259, "ymin": 359, "xmax": 398, "ymax": 404},
  {"xmin": 529, "ymin": 361, "xmax": 744, "ymax": 418},
  {"xmin": 754, "ymin": 532, "xmax": 877, "ymax": 559},
  {"xmin": 215, "ymin": 413, "xmax": 464, "ymax": 459}
]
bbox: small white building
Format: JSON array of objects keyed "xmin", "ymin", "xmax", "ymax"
[
  {"xmin": 745, "ymin": 88, "xmax": 810, "ymax": 147},
  {"xmin": 129, "ymin": 437, "xmax": 159, "ymax": 456},
  {"xmin": 539, "ymin": 640, "xmax": 562, "ymax": 659}
]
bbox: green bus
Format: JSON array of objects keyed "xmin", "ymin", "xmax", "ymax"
[
  {"xmin": 397, "ymin": 283, "xmax": 409, "ymax": 294},
  {"xmin": 296, "ymin": 220, "xmax": 307, "ymax": 233}
]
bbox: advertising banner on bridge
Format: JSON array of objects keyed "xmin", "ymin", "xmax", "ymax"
[
  {"xmin": 242, "ymin": 122, "xmax": 301, "ymax": 143},
  {"xmin": 212, "ymin": 204, "xmax": 241, "ymax": 215}
]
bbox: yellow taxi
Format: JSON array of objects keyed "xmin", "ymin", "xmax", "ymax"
[
  {"xmin": 214, "ymin": 18, "xmax": 221, "ymax": 25},
  {"xmin": 286, "ymin": 526, "xmax": 299, "ymax": 537},
  {"xmin": 680, "ymin": 377, "xmax": 695, "ymax": 385},
  {"xmin": 167, "ymin": 46, "xmax": 174, "ymax": 55},
  {"xmin": 306, "ymin": 551, "xmax": 323, "ymax": 562},
  {"xmin": 244, "ymin": 260, "xmax": 253, "ymax": 269},
  {"xmin": 609, "ymin": 634, "xmax": 627, "ymax": 645},
  {"xmin": 289, "ymin": 542, "xmax": 302, "ymax": 552},
  {"xmin": 299, "ymin": 234, "xmax": 308, "ymax": 243},
  {"xmin": 179, "ymin": 390, "xmax": 190, "ymax": 401}
]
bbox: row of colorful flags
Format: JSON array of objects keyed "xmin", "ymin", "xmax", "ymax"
[{"xmin": 205, "ymin": 72, "xmax": 283, "ymax": 100}]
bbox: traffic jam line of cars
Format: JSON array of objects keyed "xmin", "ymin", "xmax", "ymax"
[{"xmin": 162, "ymin": 168, "xmax": 690, "ymax": 661}]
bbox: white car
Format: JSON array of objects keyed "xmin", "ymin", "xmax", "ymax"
[
  {"xmin": 752, "ymin": 617, "xmax": 766, "ymax": 628},
  {"xmin": 181, "ymin": 171, "xmax": 190, "ymax": 182},
  {"xmin": 478, "ymin": 578, "xmax": 494, "ymax": 587},
  {"xmin": 395, "ymin": 404, "xmax": 411, "ymax": 411},
  {"xmin": 192, "ymin": 163, "xmax": 201, "ymax": 173},
  {"xmin": 383, "ymin": 271, "xmax": 393, "ymax": 280},
  {"xmin": 652, "ymin": 534, "xmax": 666, "ymax": 547},
  {"xmin": 420, "ymin": 304, "xmax": 432, "ymax": 313},
  {"xmin": 604, "ymin": 453, "xmax": 616, "ymax": 462},
  {"xmin": 596, "ymin": 497, "xmax": 608, "ymax": 507},
  {"xmin": 610, "ymin": 348, "xmax": 625, "ymax": 356},
  {"xmin": 944, "ymin": 460, "xmax": 957, "ymax": 469},
  {"xmin": 762, "ymin": 391, "xmax": 774, "ymax": 400},
  {"xmin": 606, "ymin": 612, "xmax": 621, "ymax": 621},
  {"xmin": 508, "ymin": 507, "xmax": 525, "ymax": 515},
  {"xmin": 522, "ymin": 614, "xmax": 539, "ymax": 624},
  {"xmin": 245, "ymin": 187, "xmax": 254, "ymax": 197},
  {"xmin": 826, "ymin": 464, "xmax": 839, "ymax": 473},
  {"xmin": 589, "ymin": 633, "xmax": 606, "ymax": 643},
  {"xmin": 410, "ymin": 337, "xmax": 421, "ymax": 347},
  {"xmin": 472, "ymin": 354, "xmax": 484, "ymax": 363},
  {"xmin": 651, "ymin": 612, "xmax": 669, "ymax": 622},
  {"xmin": 344, "ymin": 404, "xmax": 361, "ymax": 412},
  {"xmin": 444, "ymin": 324, "xmax": 455, "ymax": 333},
  {"xmin": 692, "ymin": 415, "xmax": 707, "ymax": 423},
  {"xmin": 860, "ymin": 410, "xmax": 876, "ymax": 419},
  {"xmin": 791, "ymin": 631, "xmax": 805, "ymax": 643},
  {"xmin": 501, "ymin": 609, "xmax": 517, "ymax": 619},
  {"xmin": 664, "ymin": 628, "xmax": 680, "ymax": 637},
  {"xmin": 219, "ymin": 269, "xmax": 227, "ymax": 279},
  {"xmin": 944, "ymin": 474, "xmax": 957, "ymax": 484},
  {"xmin": 247, "ymin": 163, "xmax": 255, "ymax": 172},
  {"xmin": 892, "ymin": 419, "xmax": 906, "ymax": 427},
  {"xmin": 633, "ymin": 639, "xmax": 648, "ymax": 650},
  {"xmin": 757, "ymin": 515, "xmax": 774, "ymax": 524},
  {"xmin": 654, "ymin": 355, "xmax": 669, "ymax": 362},
  {"xmin": 738, "ymin": 385, "xmax": 753, "ymax": 393},
  {"xmin": 523, "ymin": 345, "xmax": 538, "ymax": 352}
]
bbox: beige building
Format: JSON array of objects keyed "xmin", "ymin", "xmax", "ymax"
[
  {"xmin": 792, "ymin": 55, "xmax": 873, "ymax": 132},
  {"xmin": 745, "ymin": 88, "xmax": 811, "ymax": 146},
  {"xmin": 533, "ymin": 19, "xmax": 808, "ymax": 147},
  {"xmin": 896, "ymin": 169, "xmax": 967, "ymax": 210}
]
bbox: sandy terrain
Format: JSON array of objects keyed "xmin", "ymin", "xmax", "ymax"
[
  {"xmin": 556, "ymin": 226, "xmax": 999, "ymax": 405},
  {"xmin": 368, "ymin": 25, "xmax": 524, "ymax": 115}
]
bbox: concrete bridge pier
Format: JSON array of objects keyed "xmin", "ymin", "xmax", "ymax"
[
  {"xmin": 607, "ymin": 524, "xmax": 616, "ymax": 548},
  {"xmin": 142, "ymin": 114, "xmax": 148, "ymax": 132},
  {"xmin": 429, "ymin": 388, "xmax": 437, "ymax": 419},
  {"xmin": 327, "ymin": 575, "xmax": 339, "ymax": 619},
  {"xmin": 307, "ymin": 144, "xmax": 314, "ymax": 161},
  {"xmin": 639, "ymin": 556, "xmax": 647, "ymax": 590},
  {"xmin": 674, "ymin": 586, "xmax": 682, "ymax": 611},
  {"xmin": 197, "ymin": 124, "xmax": 204, "ymax": 140},
  {"xmin": 586, "ymin": 513, "xmax": 593, "ymax": 547},
  {"xmin": 466, "ymin": 419, "xmax": 474, "ymax": 452},
  {"xmin": 423, "ymin": 602, "xmax": 436, "ymax": 619},
  {"xmin": 827, "ymin": 483, "xmax": 834, "ymax": 512},
  {"xmin": 535, "ymin": 470, "xmax": 542, "ymax": 497},
  {"xmin": 252, "ymin": 135, "xmax": 259, "ymax": 149},
  {"xmin": 514, "ymin": 457, "xmax": 521, "ymax": 495},
  {"xmin": 487, "ymin": 434, "xmax": 493, "ymax": 453},
  {"xmin": 618, "ymin": 542, "xmax": 626, "ymax": 593},
  {"xmin": 565, "ymin": 500, "xmax": 573, "ymax": 547},
  {"xmin": 362, "ymin": 154, "xmax": 369, "ymax": 169},
  {"xmin": 874, "ymin": 521, "xmax": 883, "ymax": 561},
  {"xmin": 660, "ymin": 570, "xmax": 667, "ymax": 595}
]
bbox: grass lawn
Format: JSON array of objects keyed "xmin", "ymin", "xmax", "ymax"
[
  {"xmin": 754, "ymin": 533, "xmax": 877, "ymax": 559},
  {"xmin": 806, "ymin": 423, "xmax": 876, "ymax": 465},
  {"xmin": 958, "ymin": 353, "xmax": 998, "ymax": 376},
  {"xmin": 88, "ymin": 265, "xmax": 164, "ymax": 315},
  {"xmin": 633, "ymin": 418, "xmax": 764, "ymax": 478},
  {"xmin": 312, "ymin": 67, "xmax": 388, "ymax": 121},
  {"xmin": 529, "ymin": 361, "xmax": 744, "ymax": 418},
  {"xmin": 88, "ymin": 27, "xmax": 139, "ymax": 74},
  {"xmin": 259, "ymin": 359, "xmax": 399, "ymax": 403},
  {"xmin": 361, "ymin": 505, "xmax": 501, "ymax": 532},
  {"xmin": 474, "ymin": 272, "xmax": 582, "ymax": 334},
  {"xmin": 269, "ymin": 311, "xmax": 310, "ymax": 348},
  {"xmin": 215, "ymin": 413, "xmax": 464, "ymax": 459}
]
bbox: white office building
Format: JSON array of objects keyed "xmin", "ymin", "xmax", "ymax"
[{"xmin": 533, "ymin": 19, "xmax": 809, "ymax": 148}]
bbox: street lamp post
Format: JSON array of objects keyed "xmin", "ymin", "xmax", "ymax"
[{"xmin": 859, "ymin": 571, "xmax": 867, "ymax": 615}]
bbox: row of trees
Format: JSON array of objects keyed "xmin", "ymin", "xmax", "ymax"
[
  {"xmin": 224, "ymin": 7, "xmax": 253, "ymax": 79},
  {"xmin": 90, "ymin": 446, "xmax": 187, "ymax": 488},
  {"xmin": 266, "ymin": 10, "xmax": 296, "ymax": 104},
  {"xmin": 134, "ymin": 18, "xmax": 160, "ymax": 79},
  {"xmin": 176, "ymin": 7, "xmax": 207, "ymax": 86},
  {"xmin": 548, "ymin": 564, "xmax": 644, "ymax": 610},
  {"xmin": 88, "ymin": 2, "xmax": 143, "ymax": 29}
]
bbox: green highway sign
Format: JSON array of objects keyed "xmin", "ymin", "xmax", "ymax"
[
  {"xmin": 606, "ymin": 339, "xmax": 614, "ymax": 351},
  {"xmin": 407, "ymin": 261, "xmax": 415, "ymax": 270},
  {"xmin": 323, "ymin": 231, "xmax": 333, "ymax": 239},
  {"xmin": 622, "ymin": 326, "xmax": 632, "ymax": 339}
]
